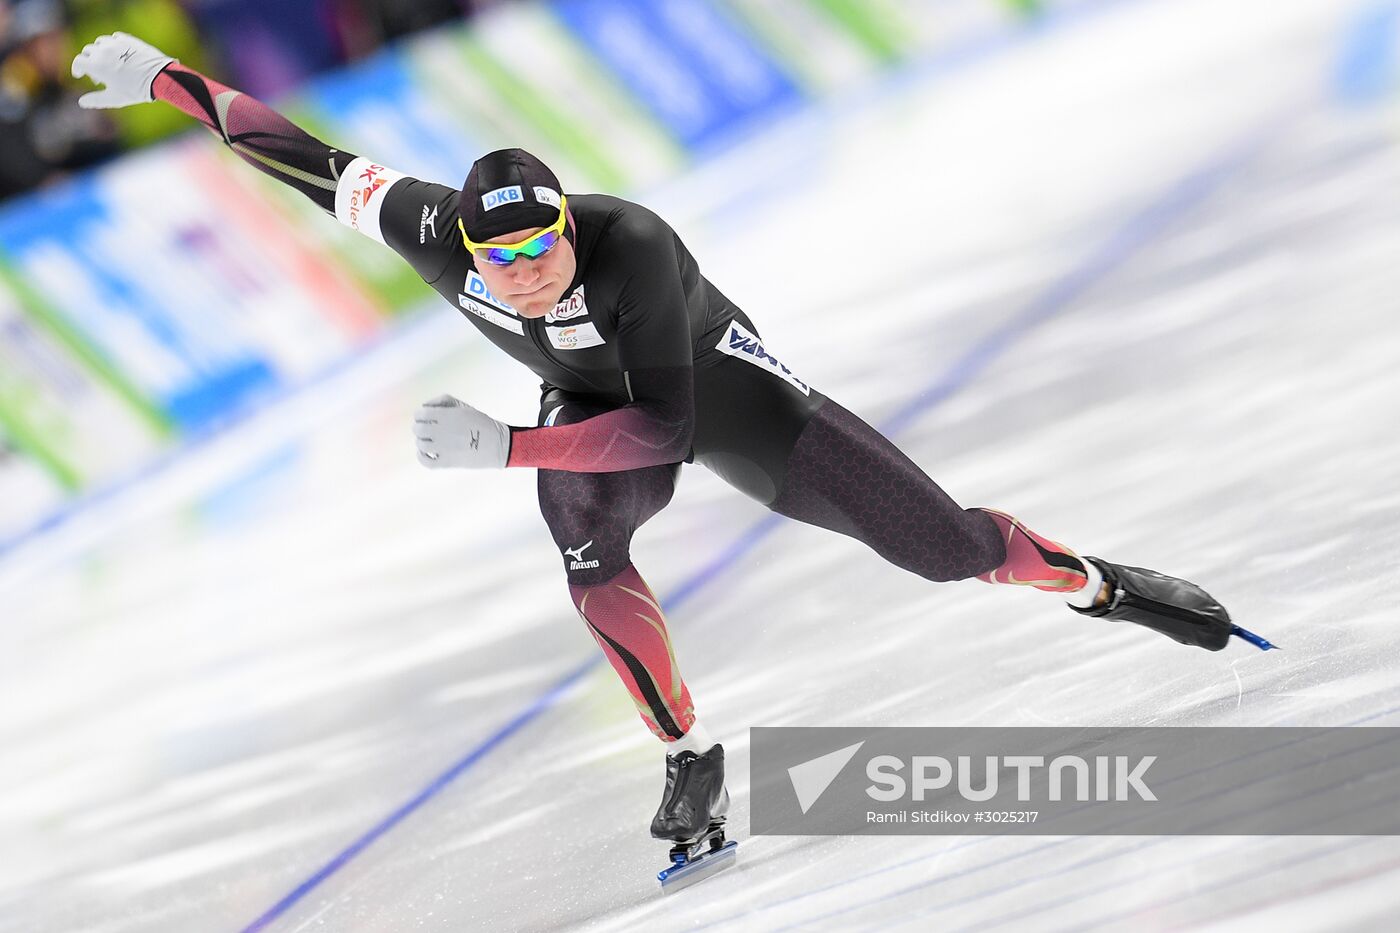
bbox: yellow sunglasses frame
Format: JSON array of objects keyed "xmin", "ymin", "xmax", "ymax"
[{"xmin": 458, "ymin": 194, "xmax": 569, "ymax": 261}]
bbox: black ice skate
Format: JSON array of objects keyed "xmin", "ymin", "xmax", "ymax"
[
  {"xmin": 652, "ymin": 744, "xmax": 737, "ymax": 892},
  {"xmin": 1071, "ymin": 557, "xmax": 1275, "ymax": 652}
]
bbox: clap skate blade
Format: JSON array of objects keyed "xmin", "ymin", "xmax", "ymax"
[{"xmin": 657, "ymin": 821, "xmax": 737, "ymax": 893}]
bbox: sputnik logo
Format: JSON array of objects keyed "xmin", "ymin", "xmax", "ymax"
[{"xmin": 788, "ymin": 741, "xmax": 865, "ymax": 814}]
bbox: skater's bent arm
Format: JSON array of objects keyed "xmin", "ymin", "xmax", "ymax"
[
  {"xmin": 507, "ymin": 216, "xmax": 696, "ymax": 473},
  {"xmin": 505, "ymin": 366, "xmax": 694, "ymax": 472}
]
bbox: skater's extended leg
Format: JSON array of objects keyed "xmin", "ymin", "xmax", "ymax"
[
  {"xmin": 766, "ymin": 399, "xmax": 1008, "ymax": 582},
  {"xmin": 766, "ymin": 400, "xmax": 1233, "ymax": 648},
  {"xmin": 691, "ymin": 338, "xmax": 1080, "ymax": 587},
  {"xmin": 771, "ymin": 402, "xmax": 1094, "ymax": 593},
  {"xmin": 691, "ymin": 348, "xmax": 1237, "ymax": 650}
]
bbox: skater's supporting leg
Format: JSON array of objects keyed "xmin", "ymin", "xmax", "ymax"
[
  {"xmin": 537, "ymin": 449, "xmax": 678, "ymax": 588},
  {"xmin": 568, "ymin": 564, "xmax": 697, "ymax": 741},
  {"xmin": 537, "ymin": 393, "xmax": 718, "ymax": 740},
  {"xmin": 567, "ymin": 566, "xmax": 728, "ymax": 845}
]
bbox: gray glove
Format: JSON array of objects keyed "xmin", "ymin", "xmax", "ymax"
[
  {"xmin": 71, "ymin": 32, "xmax": 176, "ymax": 109},
  {"xmin": 414, "ymin": 395, "xmax": 512, "ymax": 469}
]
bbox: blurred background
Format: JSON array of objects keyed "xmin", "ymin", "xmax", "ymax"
[{"xmin": 4, "ymin": 0, "xmax": 1400, "ymax": 930}]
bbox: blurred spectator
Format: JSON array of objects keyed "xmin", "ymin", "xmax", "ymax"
[{"xmin": 1, "ymin": 0, "xmax": 120, "ymax": 199}]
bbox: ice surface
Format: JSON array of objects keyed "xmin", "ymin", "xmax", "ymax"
[{"xmin": 3, "ymin": 0, "xmax": 1399, "ymax": 930}]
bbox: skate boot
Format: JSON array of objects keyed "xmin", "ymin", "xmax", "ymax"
[
  {"xmin": 652, "ymin": 744, "xmax": 737, "ymax": 892},
  {"xmin": 1071, "ymin": 556, "xmax": 1266, "ymax": 651}
]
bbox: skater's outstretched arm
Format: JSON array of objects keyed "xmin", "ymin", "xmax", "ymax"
[
  {"xmin": 151, "ymin": 64, "xmax": 354, "ymax": 215},
  {"xmin": 72, "ymin": 32, "xmax": 457, "ymax": 283},
  {"xmin": 73, "ymin": 33, "xmax": 351, "ymax": 214}
]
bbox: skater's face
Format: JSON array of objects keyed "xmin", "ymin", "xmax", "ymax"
[{"xmin": 470, "ymin": 220, "xmax": 577, "ymax": 319}]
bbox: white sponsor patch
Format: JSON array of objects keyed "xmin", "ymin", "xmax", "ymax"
[
  {"xmin": 334, "ymin": 157, "xmax": 408, "ymax": 245},
  {"xmin": 547, "ymin": 321, "xmax": 606, "ymax": 350},
  {"xmin": 533, "ymin": 186, "xmax": 561, "ymax": 208},
  {"xmin": 545, "ymin": 285, "xmax": 588, "ymax": 323},
  {"xmin": 544, "ymin": 404, "xmax": 565, "ymax": 427},
  {"xmin": 463, "ymin": 270, "xmax": 515, "ymax": 312},
  {"xmin": 459, "ymin": 295, "xmax": 524, "ymax": 335},
  {"xmin": 715, "ymin": 320, "xmax": 810, "ymax": 395},
  {"xmin": 481, "ymin": 185, "xmax": 523, "ymax": 211}
]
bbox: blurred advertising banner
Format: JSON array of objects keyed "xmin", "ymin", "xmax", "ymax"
[
  {"xmin": 443, "ymin": 1, "xmax": 685, "ymax": 191},
  {"xmin": 724, "ymin": 0, "xmax": 1108, "ymax": 88},
  {"xmin": 0, "ymin": 263, "xmax": 168, "ymax": 496},
  {"xmin": 718, "ymin": 0, "xmax": 913, "ymax": 90},
  {"xmin": 298, "ymin": 45, "xmax": 485, "ymax": 197},
  {"xmin": 0, "ymin": 142, "xmax": 383, "ymax": 434},
  {"xmin": 552, "ymin": 0, "xmax": 803, "ymax": 154},
  {"xmin": 0, "ymin": 168, "xmax": 273, "ymax": 434},
  {"xmin": 401, "ymin": 13, "xmax": 677, "ymax": 194}
]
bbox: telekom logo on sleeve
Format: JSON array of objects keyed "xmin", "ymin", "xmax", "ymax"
[
  {"xmin": 335, "ymin": 157, "xmax": 406, "ymax": 246},
  {"xmin": 349, "ymin": 164, "xmax": 389, "ymax": 229}
]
